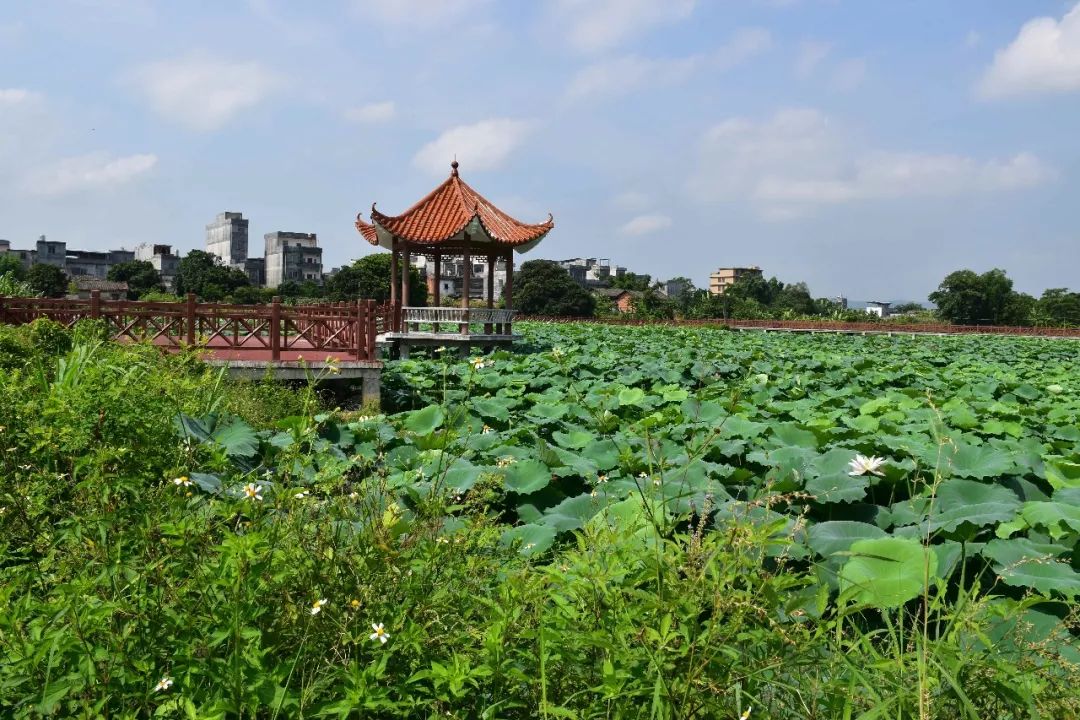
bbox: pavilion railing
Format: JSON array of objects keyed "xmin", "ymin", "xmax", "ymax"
[
  {"xmin": 398, "ymin": 306, "xmax": 515, "ymax": 336},
  {"xmin": 0, "ymin": 292, "xmax": 380, "ymax": 361}
]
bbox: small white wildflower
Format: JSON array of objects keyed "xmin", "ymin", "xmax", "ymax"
[
  {"xmin": 740, "ymin": 707, "xmax": 752, "ymax": 720},
  {"xmin": 349, "ymin": 491, "xmax": 360, "ymax": 500},
  {"xmin": 470, "ymin": 357, "xmax": 486, "ymax": 370},
  {"xmin": 172, "ymin": 476, "xmax": 192, "ymax": 487},
  {"xmin": 369, "ymin": 623, "xmax": 390, "ymax": 644},
  {"xmin": 310, "ymin": 598, "xmax": 328, "ymax": 616},
  {"xmin": 154, "ymin": 677, "xmax": 174, "ymax": 692},
  {"xmin": 436, "ymin": 536, "xmax": 450, "ymax": 544},
  {"xmin": 243, "ymin": 483, "xmax": 263, "ymax": 501},
  {"xmin": 596, "ymin": 474, "xmax": 608, "ymax": 484},
  {"xmin": 524, "ymin": 542, "xmax": 537, "ymax": 550},
  {"xmin": 848, "ymin": 454, "xmax": 886, "ymax": 477},
  {"xmin": 482, "ymin": 424, "xmax": 492, "ymax": 434},
  {"xmin": 295, "ymin": 490, "xmax": 309, "ymax": 499}
]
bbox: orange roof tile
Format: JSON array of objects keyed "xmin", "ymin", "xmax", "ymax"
[{"xmin": 356, "ymin": 162, "xmax": 553, "ymax": 247}]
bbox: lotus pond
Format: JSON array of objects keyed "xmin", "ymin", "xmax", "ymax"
[{"xmin": 3, "ymin": 319, "xmax": 1080, "ymax": 717}]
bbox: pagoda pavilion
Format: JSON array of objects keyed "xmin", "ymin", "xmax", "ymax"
[{"xmin": 356, "ymin": 161, "xmax": 554, "ymax": 356}]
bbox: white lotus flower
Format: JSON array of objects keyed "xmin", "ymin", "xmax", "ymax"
[
  {"xmin": 848, "ymin": 454, "xmax": 886, "ymax": 477},
  {"xmin": 154, "ymin": 676, "xmax": 173, "ymax": 692},
  {"xmin": 369, "ymin": 622, "xmax": 390, "ymax": 644}
]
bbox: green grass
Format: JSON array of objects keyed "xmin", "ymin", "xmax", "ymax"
[{"xmin": 1, "ymin": 319, "xmax": 1078, "ymax": 718}]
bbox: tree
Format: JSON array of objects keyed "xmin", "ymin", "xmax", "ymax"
[
  {"xmin": 325, "ymin": 254, "xmax": 426, "ymax": 305},
  {"xmin": 611, "ymin": 272, "xmax": 651, "ymax": 291},
  {"xmin": 510, "ymin": 260, "xmax": 595, "ymax": 317},
  {"xmin": 107, "ymin": 260, "xmax": 163, "ymax": 299},
  {"xmin": 26, "ymin": 264, "xmax": 68, "ymax": 297},
  {"xmin": 891, "ymin": 302, "xmax": 925, "ymax": 314},
  {"xmin": 1036, "ymin": 288, "xmax": 1080, "ymax": 326},
  {"xmin": 0, "ymin": 254, "xmax": 26, "ymax": 280},
  {"xmin": 929, "ymin": 268, "xmax": 1027, "ymax": 325},
  {"xmin": 175, "ymin": 250, "xmax": 250, "ymax": 300}
]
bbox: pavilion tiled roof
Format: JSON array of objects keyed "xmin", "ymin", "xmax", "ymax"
[{"xmin": 356, "ymin": 162, "xmax": 554, "ymax": 247}]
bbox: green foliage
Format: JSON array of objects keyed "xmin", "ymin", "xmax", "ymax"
[
  {"xmin": 512, "ymin": 259, "xmax": 595, "ymax": 316},
  {"xmin": 0, "ymin": 271, "xmax": 36, "ymax": 297},
  {"xmin": 0, "ymin": 253, "xmax": 26, "ymax": 279},
  {"xmin": 26, "ymin": 263, "xmax": 68, "ymax": 297},
  {"xmin": 107, "ymin": 259, "xmax": 163, "ymax": 298},
  {"xmin": 1, "ymin": 322, "xmax": 1079, "ymax": 717},
  {"xmin": 326, "ymin": 254, "xmax": 427, "ymax": 305},
  {"xmin": 929, "ymin": 268, "xmax": 1036, "ymax": 325},
  {"xmin": 610, "ymin": 271, "xmax": 652, "ymax": 291},
  {"xmin": 175, "ymin": 249, "xmax": 251, "ymax": 300}
]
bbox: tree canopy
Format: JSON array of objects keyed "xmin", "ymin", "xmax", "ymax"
[
  {"xmin": 174, "ymin": 250, "xmax": 250, "ymax": 301},
  {"xmin": 929, "ymin": 269, "xmax": 1032, "ymax": 326},
  {"xmin": 0, "ymin": 254, "xmax": 26, "ymax": 280},
  {"xmin": 107, "ymin": 260, "xmax": 163, "ymax": 299},
  {"xmin": 511, "ymin": 260, "xmax": 595, "ymax": 317},
  {"xmin": 26, "ymin": 264, "xmax": 68, "ymax": 298},
  {"xmin": 325, "ymin": 254, "xmax": 427, "ymax": 305}
]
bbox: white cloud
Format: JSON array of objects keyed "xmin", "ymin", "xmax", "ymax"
[
  {"xmin": 413, "ymin": 119, "xmax": 532, "ymax": 176},
  {"xmin": 713, "ymin": 27, "xmax": 772, "ymax": 71},
  {"xmin": 979, "ymin": 3, "xmax": 1080, "ymax": 98},
  {"xmin": 620, "ymin": 213, "xmax": 672, "ymax": 235},
  {"xmin": 795, "ymin": 40, "xmax": 831, "ymax": 77},
  {"xmin": 0, "ymin": 88, "xmax": 41, "ymax": 105},
  {"xmin": 24, "ymin": 152, "xmax": 158, "ymax": 196},
  {"xmin": 127, "ymin": 54, "xmax": 283, "ymax": 131},
  {"xmin": 567, "ymin": 55, "xmax": 698, "ymax": 99},
  {"xmin": 566, "ymin": 28, "xmax": 769, "ymax": 100},
  {"xmin": 613, "ymin": 191, "xmax": 652, "ymax": 211},
  {"xmin": 688, "ymin": 108, "xmax": 1053, "ymax": 219},
  {"xmin": 549, "ymin": 0, "xmax": 696, "ymax": 53},
  {"xmin": 831, "ymin": 58, "xmax": 867, "ymax": 91},
  {"xmin": 345, "ymin": 101, "xmax": 396, "ymax": 123},
  {"xmin": 351, "ymin": 0, "xmax": 491, "ymax": 28}
]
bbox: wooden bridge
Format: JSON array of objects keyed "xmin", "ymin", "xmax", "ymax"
[{"xmin": 0, "ymin": 292, "xmax": 385, "ymax": 404}]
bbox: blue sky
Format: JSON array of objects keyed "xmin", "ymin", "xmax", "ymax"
[{"xmin": 2, "ymin": 0, "xmax": 1080, "ymax": 300}]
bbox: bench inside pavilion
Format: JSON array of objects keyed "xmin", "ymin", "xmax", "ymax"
[{"xmin": 356, "ymin": 161, "xmax": 554, "ymax": 357}]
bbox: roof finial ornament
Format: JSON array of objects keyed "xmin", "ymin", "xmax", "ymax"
[{"xmin": 451, "ymin": 157, "xmax": 459, "ymax": 176}]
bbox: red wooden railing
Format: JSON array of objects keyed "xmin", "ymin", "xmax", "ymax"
[
  {"xmin": 0, "ymin": 292, "xmax": 380, "ymax": 361},
  {"xmin": 516, "ymin": 315, "xmax": 1080, "ymax": 338}
]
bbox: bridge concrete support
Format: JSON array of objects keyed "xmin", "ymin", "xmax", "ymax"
[{"xmin": 205, "ymin": 359, "xmax": 382, "ymax": 410}]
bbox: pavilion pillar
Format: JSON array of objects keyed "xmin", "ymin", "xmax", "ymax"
[
  {"xmin": 402, "ymin": 245, "xmax": 411, "ymax": 307},
  {"xmin": 432, "ymin": 251, "xmax": 441, "ymax": 333},
  {"xmin": 433, "ymin": 252, "xmax": 442, "ymax": 305},
  {"xmin": 485, "ymin": 253, "xmax": 495, "ymax": 334},
  {"xmin": 505, "ymin": 250, "xmax": 514, "ymax": 336},
  {"xmin": 461, "ymin": 243, "xmax": 471, "ymax": 335},
  {"xmin": 390, "ymin": 244, "xmax": 399, "ymax": 332}
]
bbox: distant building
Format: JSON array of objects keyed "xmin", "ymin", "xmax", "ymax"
[
  {"xmin": 34, "ymin": 236, "xmax": 68, "ymax": 268},
  {"xmin": 264, "ymin": 231, "xmax": 323, "ymax": 288},
  {"xmin": 67, "ymin": 276, "xmax": 128, "ymax": 301},
  {"xmin": 708, "ymin": 266, "xmax": 762, "ymax": 296},
  {"xmin": 243, "ymin": 257, "xmax": 266, "ymax": 287},
  {"xmin": 0, "ymin": 235, "xmax": 134, "ymax": 280},
  {"xmin": 556, "ymin": 257, "xmax": 626, "ymax": 288},
  {"xmin": 661, "ymin": 278, "xmax": 690, "ymax": 298},
  {"xmin": 66, "ymin": 248, "xmax": 135, "ymax": 279},
  {"xmin": 595, "ymin": 287, "xmax": 641, "ymax": 314},
  {"xmin": 135, "ymin": 243, "xmax": 181, "ymax": 291},
  {"xmin": 833, "ymin": 296, "xmax": 849, "ymax": 310},
  {"xmin": 865, "ymin": 301, "xmax": 891, "ymax": 318},
  {"xmin": 206, "ymin": 212, "xmax": 249, "ymax": 268},
  {"xmin": 412, "ymin": 255, "xmax": 507, "ymax": 300}
]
